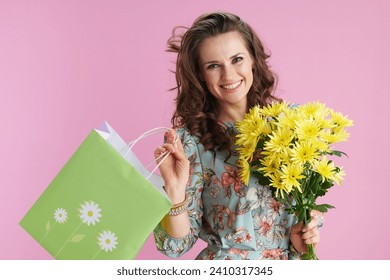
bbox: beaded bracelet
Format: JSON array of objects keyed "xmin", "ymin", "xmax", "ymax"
[
  {"xmin": 168, "ymin": 194, "xmax": 189, "ymax": 216},
  {"xmin": 289, "ymin": 244, "xmax": 303, "ymax": 258}
]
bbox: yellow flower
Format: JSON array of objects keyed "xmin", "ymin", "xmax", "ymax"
[
  {"xmin": 315, "ymin": 156, "xmax": 336, "ymax": 182},
  {"xmin": 318, "ymin": 118, "xmax": 334, "ymax": 130},
  {"xmin": 258, "ymin": 155, "xmax": 281, "ymax": 177},
  {"xmin": 268, "ymin": 171, "xmax": 289, "ymax": 198},
  {"xmin": 235, "ymin": 136, "xmax": 257, "ymax": 161},
  {"xmin": 277, "ymin": 108, "xmax": 300, "ymax": 130},
  {"xmin": 298, "ymin": 101, "xmax": 329, "ymax": 120},
  {"xmin": 291, "ymin": 141, "xmax": 319, "ymax": 166},
  {"xmin": 265, "ymin": 127, "xmax": 294, "ymax": 154},
  {"xmin": 236, "ymin": 106, "xmax": 271, "ymax": 161},
  {"xmin": 312, "ymin": 137, "xmax": 331, "ymax": 154},
  {"xmin": 329, "ymin": 109, "xmax": 354, "ymax": 131},
  {"xmin": 259, "ymin": 101, "xmax": 289, "ymax": 118},
  {"xmin": 321, "ymin": 129, "xmax": 350, "ymax": 144},
  {"xmin": 237, "ymin": 157, "xmax": 251, "ymax": 186},
  {"xmin": 333, "ymin": 166, "xmax": 346, "ymax": 185},
  {"xmin": 235, "ymin": 130, "xmax": 259, "ymax": 151},
  {"xmin": 236, "ymin": 105, "xmax": 267, "ymax": 134},
  {"xmin": 295, "ymin": 118, "xmax": 322, "ymax": 141},
  {"xmin": 280, "ymin": 163, "xmax": 305, "ymax": 193},
  {"xmin": 235, "ymin": 101, "xmax": 352, "ymax": 196},
  {"xmin": 236, "ymin": 144, "xmax": 256, "ymax": 162},
  {"xmin": 263, "ymin": 147, "xmax": 293, "ymax": 167}
]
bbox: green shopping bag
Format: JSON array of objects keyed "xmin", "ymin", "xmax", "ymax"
[{"xmin": 19, "ymin": 122, "xmax": 172, "ymax": 259}]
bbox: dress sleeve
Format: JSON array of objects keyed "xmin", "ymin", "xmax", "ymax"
[{"xmin": 153, "ymin": 128, "xmax": 204, "ymax": 258}]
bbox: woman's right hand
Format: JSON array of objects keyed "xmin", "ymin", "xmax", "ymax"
[{"xmin": 154, "ymin": 129, "xmax": 189, "ymax": 205}]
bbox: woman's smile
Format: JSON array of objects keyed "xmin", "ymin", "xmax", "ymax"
[{"xmin": 221, "ymin": 80, "xmax": 242, "ymax": 90}]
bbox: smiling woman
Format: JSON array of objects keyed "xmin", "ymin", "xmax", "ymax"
[
  {"xmin": 168, "ymin": 12, "xmax": 279, "ymax": 152},
  {"xmin": 198, "ymin": 31, "xmax": 254, "ymax": 122},
  {"xmin": 152, "ymin": 11, "xmax": 323, "ymax": 260}
]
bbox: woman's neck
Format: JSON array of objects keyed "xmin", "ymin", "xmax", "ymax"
[{"xmin": 218, "ymin": 103, "xmax": 246, "ymax": 123}]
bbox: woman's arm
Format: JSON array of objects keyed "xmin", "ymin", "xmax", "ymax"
[
  {"xmin": 153, "ymin": 128, "xmax": 204, "ymax": 257},
  {"xmin": 155, "ymin": 129, "xmax": 191, "ymax": 238}
]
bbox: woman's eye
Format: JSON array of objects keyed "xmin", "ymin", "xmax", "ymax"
[
  {"xmin": 207, "ymin": 64, "xmax": 220, "ymax": 69},
  {"xmin": 233, "ymin": 57, "xmax": 243, "ymax": 63}
]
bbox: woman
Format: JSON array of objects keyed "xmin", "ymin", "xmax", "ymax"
[{"xmin": 153, "ymin": 11, "xmax": 321, "ymax": 260}]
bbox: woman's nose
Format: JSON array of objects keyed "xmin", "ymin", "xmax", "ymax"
[{"xmin": 221, "ymin": 65, "xmax": 235, "ymax": 81}]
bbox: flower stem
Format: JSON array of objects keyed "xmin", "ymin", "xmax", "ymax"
[
  {"xmin": 301, "ymin": 208, "xmax": 318, "ymax": 260},
  {"xmin": 54, "ymin": 222, "xmax": 82, "ymax": 259},
  {"xmin": 302, "ymin": 244, "xmax": 318, "ymax": 260}
]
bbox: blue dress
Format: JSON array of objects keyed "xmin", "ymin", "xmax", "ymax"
[{"xmin": 153, "ymin": 123, "xmax": 303, "ymax": 260}]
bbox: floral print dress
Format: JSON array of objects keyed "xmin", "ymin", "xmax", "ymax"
[{"xmin": 153, "ymin": 123, "xmax": 302, "ymax": 260}]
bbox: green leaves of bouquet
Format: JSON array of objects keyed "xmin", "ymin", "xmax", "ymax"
[{"xmin": 235, "ymin": 101, "xmax": 353, "ymax": 260}]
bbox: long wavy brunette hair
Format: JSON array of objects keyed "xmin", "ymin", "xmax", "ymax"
[{"xmin": 169, "ymin": 12, "xmax": 280, "ymax": 151}]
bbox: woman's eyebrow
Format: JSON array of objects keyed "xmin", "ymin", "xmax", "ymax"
[{"xmin": 203, "ymin": 53, "xmax": 245, "ymax": 65}]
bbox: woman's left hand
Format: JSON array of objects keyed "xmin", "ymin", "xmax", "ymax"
[{"xmin": 290, "ymin": 211, "xmax": 322, "ymax": 254}]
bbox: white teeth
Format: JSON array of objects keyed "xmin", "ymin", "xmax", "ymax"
[{"xmin": 222, "ymin": 81, "xmax": 241, "ymax": 90}]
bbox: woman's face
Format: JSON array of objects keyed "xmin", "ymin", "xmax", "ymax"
[{"xmin": 198, "ymin": 31, "xmax": 254, "ymax": 111}]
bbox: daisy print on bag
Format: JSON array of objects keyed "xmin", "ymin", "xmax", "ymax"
[
  {"xmin": 94, "ymin": 230, "xmax": 118, "ymax": 258},
  {"xmin": 79, "ymin": 201, "xmax": 102, "ymax": 226},
  {"xmin": 39, "ymin": 207, "xmax": 69, "ymax": 244},
  {"xmin": 54, "ymin": 208, "xmax": 68, "ymax": 224},
  {"xmin": 55, "ymin": 200, "xmax": 103, "ymax": 258}
]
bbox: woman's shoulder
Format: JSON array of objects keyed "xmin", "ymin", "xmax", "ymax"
[
  {"xmin": 175, "ymin": 127, "xmax": 201, "ymax": 145},
  {"xmin": 175, "ymin": 126, "xmax": 203, "ymax": 152},
  {"xmin": 175, "ymin": 126, "xmax": 193, "ymax": 140}
]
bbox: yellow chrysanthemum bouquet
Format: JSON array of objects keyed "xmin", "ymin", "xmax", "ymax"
[{"xmin": 235, "ymin": 101, "xmax": 353, "ymax": 260}]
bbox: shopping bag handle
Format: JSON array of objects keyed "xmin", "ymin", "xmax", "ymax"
[{"xmin": 124, "ymin": 127, "xmax": 178, "ymax": 180}]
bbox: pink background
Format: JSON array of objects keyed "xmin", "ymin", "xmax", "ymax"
[{"xmin": 1, "ymin": 0, "xmax": 389, "ymax": 260}]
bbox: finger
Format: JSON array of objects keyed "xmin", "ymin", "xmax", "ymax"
[
  {"xmin": 166, "ymin": 129, "xmax": 186, "ymax": 152},
  {"xmin": 291, "ymin": 222, "xmax": 304, "ymax": 234},
  {"xmin": 162, "ymin": 143, "xmax": 189, "ymax": 163},
  {"xmin": 303, "ymin": 234, "xmax": 320, "ymax": 245},
  {"xmin": 303, "ymin": 216, "xmax": 319, "ymax": 232},
  {"xmin": 154, "ymin": 146, "xmax": 167, "ymax": 158},
  {"xmin": 311, "ymin": 211, "xmax": 324, "ymax": 229},
  {"xmin": 154, "ymin": 146, "xmax": 169, "ymax": 164},
  {"xmin": 165, "ymin": 129, "xmax": 177, "ymax": 145},
  {"xmin": 174, "ymin": 133, "xmax": 185, "ymax": 153},
  {"xmin": 310, "ymin": 210, "xmax": 322, "ymax": 218},
  {"xmin": 302, "ymin": 228, "xmax": 320, "ymax": 243}
]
